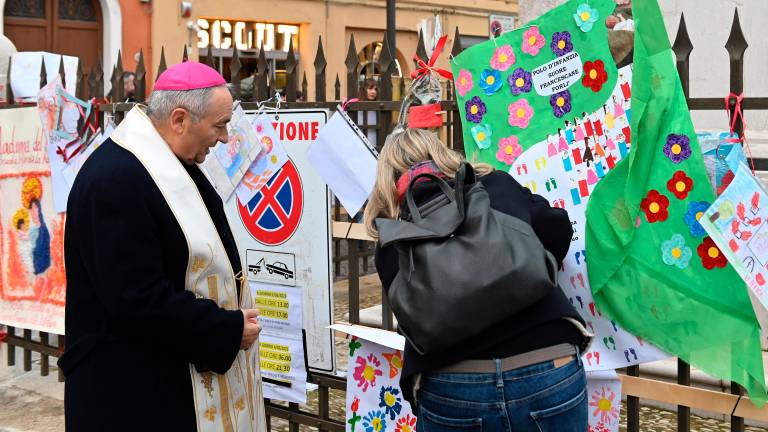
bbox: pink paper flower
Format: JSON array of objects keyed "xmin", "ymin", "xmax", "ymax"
[
  {"xmin": 521, "ymin": 26, "xmax": 546, "ymax": 56},
  {"xmin": 353, "ymin": 354, "xmax": 383, "ymax": 392},
  {"xmin": 490, "ymin": 45, "xmax": 515, "ymax": 71},
  {"xmin": 455, "ymin": 69, "xmax": 474, "ymax": 97},
  {"xmin": 496, "ymin": 136, "xmax": 522, "ymax": 165},
  {"xmin": 508, "ymin": 99, "xmax": 534, "ymax": 128}
]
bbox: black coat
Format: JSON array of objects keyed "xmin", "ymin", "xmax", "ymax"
[{"xmin": 59, "ymin": 139, "xmax": 244, "ymax": 431}]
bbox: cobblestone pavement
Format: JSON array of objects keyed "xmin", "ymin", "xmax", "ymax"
[{"xmin": 1, "ymin": 272, "xmax": 766, "ymax": 431}]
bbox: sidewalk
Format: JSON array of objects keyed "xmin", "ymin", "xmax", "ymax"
[{"xmin": 0, "ymin": 345, "xmax": 63, "ymax": 432}]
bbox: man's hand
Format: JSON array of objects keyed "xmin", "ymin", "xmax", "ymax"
[{"xmin": 240, "ymin": 309, "xmax": 261, "ymax": 350}]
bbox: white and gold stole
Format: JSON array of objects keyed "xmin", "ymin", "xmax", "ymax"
[{"xmin": 112, "ymin": 107, "xmax": 266, "ymax": 432}]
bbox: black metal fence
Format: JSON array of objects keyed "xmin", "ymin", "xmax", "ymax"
[{"xmin": 3, "ymin": 9, "xmax": 768, "ymax": 431}]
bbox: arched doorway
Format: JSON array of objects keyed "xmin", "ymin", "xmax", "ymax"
[{"xmin": 3, "ymin": 0, "xmax": 103, "ymax": 71}]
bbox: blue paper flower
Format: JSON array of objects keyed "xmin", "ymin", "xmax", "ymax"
[
  {"xmin": 661, "ymin": 234, "xmax": 693, "ymax": 269},
  {"xmin": 574, "ymin": 4, "xmax": 600, "ymax": 32},
  {"xmin": 471, "ymin": 124, "xmax": 493, "ymax": 150},
  {"xmin": 479, "ymin": 68, "xmax": 503, "ymax": 95},
  {"xmin": 362, "ymin": 410, "xmax": 387, "ymax": 432},
  {"xmin": 684, "ymin": 201, "xmax": 711, "ymax": 237},
  {"xmin": 378, "ymin": 386, "xmax": 403, "ymax": 420}
]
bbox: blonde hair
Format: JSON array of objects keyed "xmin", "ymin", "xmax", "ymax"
[{"xmin": 363, "ymin": 128, "xmax": 494, "ymax": 238}]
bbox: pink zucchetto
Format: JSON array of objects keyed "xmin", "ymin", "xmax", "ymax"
[{"xmin": 153, "ymin": 61, "xmax": 227, "ymax": 91}]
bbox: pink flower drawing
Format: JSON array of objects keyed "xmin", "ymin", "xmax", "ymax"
[
  {"xmin": 508, "ymin": 99, "xmax": 534, "ymax": 128},
  {"xmin": 522, "ymin": 26, "xmax": 546, "ymax": 56},
  {"xmin": 496, "ymin": 136, "xmax": 523, "ymax": 165},
  {"xmin": 353, "ymin": 354, "xmax": 383, "ymax": 392},
  {"xmin": 490, "ymin": 45, "xmax": 516, "ymax": 71},
  {"xmin": 456, "ymin": 69, "xmax": 474, "ymax": 97}
]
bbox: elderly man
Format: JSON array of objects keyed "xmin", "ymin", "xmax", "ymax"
[{"xmin": 59, "ymin": 62, "xmax": 265, "ymax": 431}]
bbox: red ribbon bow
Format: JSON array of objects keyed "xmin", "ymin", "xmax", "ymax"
[
  {"xmin": 341, "ymin": 97, "xmax": 359, "ymax": 111},
  {"xmin": 723, "ymin": 91, "xmax": 756, "ymax": 174},
  {"xmin": 411, "ymin": 35, "xmax": 453, "ymax": 81}
]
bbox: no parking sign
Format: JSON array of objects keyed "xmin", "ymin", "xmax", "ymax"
[{"xmin": 225, "ymin": 109, "xmax": 335, "ymax": 373}]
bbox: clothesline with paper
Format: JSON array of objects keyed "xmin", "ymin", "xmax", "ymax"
[{"xmin": 307, "ymin": 107, "xmax": 378, "ymax": 218}]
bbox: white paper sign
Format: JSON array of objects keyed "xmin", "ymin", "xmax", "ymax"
[
  {"xmin": 259, "ymin": 333, "xmax": 308, "ymax": 404},
  {"xmin": 251, "ymin": 282, "xmax": 304, "ymax": 335},
  {"xmin": 11, "ymin": 52, "xmax": 78, "ymax": 101},
  {"xmin": 307, "ymin": 108, "xmax": 378, "ymax": 218},
  {"xmin": 532, "ymin": 51, "xmax": 583, "ymax": 96}
]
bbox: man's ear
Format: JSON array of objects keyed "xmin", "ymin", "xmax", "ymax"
[{"xmin": 169, "ymin": 108, "xmax": 189, "ymax": 134}]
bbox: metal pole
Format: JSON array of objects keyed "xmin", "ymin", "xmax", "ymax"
[{"xmin": 387, "ymin": 0, "xmax": 396, "ymax": 63}]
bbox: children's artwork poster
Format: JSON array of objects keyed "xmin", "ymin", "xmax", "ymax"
[
  {"xmin": 11, "ymin": 52, "xmax": 78, "ymax": 101},
  {"xmin": 234, "ymin": 114, "xmax": 289, "ymax": 205},
  {"xmin": 344, "ymin": 337, "xmax": 416, "ymax": 432},
  {"xmin": 510, "ymin": 65, "xmax": 669, "ymax": 370},
  {"xmin": 451, "ymin": 0, "xmax": 629, "ymax": 169},
  {"xmin": 37, "ymin": 75, "xmax": 96, "ymax": 213},
  {"xmin": 700, "ymin": 163, "xmax": 768, "ymax": 311},
  {"xmin": 258, "ymin": 333, "xmax": 308, "ymax": 404},
  {"xmin": 586, "ymin": 370, "xmax": 622, "ymax": 432},
  {"xmin": 0, "ymin": 107, "xmax": 66, "ymax": 334},
  {"xmin": 202, "ymin": 104, "xmax": 264, "ymax": 199}
]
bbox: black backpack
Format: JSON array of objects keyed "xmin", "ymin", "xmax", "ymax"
[{"xmin": 375, "ymin": 163, "xmax": 559, "ymax": 354}]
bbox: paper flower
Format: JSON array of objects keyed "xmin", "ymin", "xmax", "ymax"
[
  {"xmin": 522, "ymin": 26, "xmax": 546, "ymax": 56},
  {"xmin": 508, "ymin": 67, "xmax": 532, "ymax": 96},
  {"xmin": 456, "ymin": 69, "xmax": 474, "ymax": 97},
  {"xmin": 698, "ymin": 237, "xmax": 728, "ymax": 270},
  {"xmin": 589, "ymin": 386, "xmax": 620, "ymax": 425},
  {"xmin": 508, "ymin": 99, "xmax": 534, "ymax": 128},
  {"xmin": 582, "ymin": 60, "xmax": 608, "ymax": 92},
  {"xmin": 479, "ymin": 69, "xmax": 503, "ymax": 95},
  {"xmin": 574, "ymin": 3, "xmax": 600, "ymax": 32},
  {"xmin": 664, "ymin": 134, "xmax": 692, "ymax": 164},
  {"xmin": 378, "ymin": 386, "xmax": 403, "ymax": 420},
  {"xmin": 471, "ymin": 124, "xmax": 493, "ymax": 149},
  {"xmin": 496, "ymin": 136, "xmax": 523, "ymax": 165},
  {"xmin": 382, "ymin": 351, "xmax": 403, "ymax": 379},
  {"xmin": 353, "ymin": 354, "xmax": 383, "ymax": 392},
  {"xmin": 362, "ymin": 410, "xmax": 387, "ymax": 432},
  {"xmin": 551, "ymin": 31, "xmax": 573, "ymax": 57},
  {"xmin": 465, "ymin": 96, "xmax": 487, "ymax": 124},
  {"xmin": 667, "ymin": 171, "xmax": 694, "ymax": 200},
  {"xmin": 395, "ymin": 414, "xmax": 417, "ymax": 432},
  {"xmin": 684, "ymin": 201, "xmax": 711, "ymax": 237},
  {"xmin": 640, "ymin": 190, "xmax": 670, "ymax": 223},
  {"xmin": 490, "ymin": 44, "xmax": 516, "ymax": 71},
  {"xmin": 550, "ymin": 90, "xmax": 572, "ymax": 118},
  {"xmin": 662, "ymin": 234, "xmax": 693, "ymax": 269}
]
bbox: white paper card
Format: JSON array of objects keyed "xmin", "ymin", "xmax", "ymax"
[{"xmin": 307, "ymin": 109, "xmax": 378, "ymax": 218}]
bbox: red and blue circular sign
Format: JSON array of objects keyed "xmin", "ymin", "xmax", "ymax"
[{"xmin": 238, "ymin": 160, "xmax": 303, "ymax": 245}]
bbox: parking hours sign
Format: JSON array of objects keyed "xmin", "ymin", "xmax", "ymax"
[{"xmin": 225, "ymin": 109, "xmax": 335, "ymax": 373}]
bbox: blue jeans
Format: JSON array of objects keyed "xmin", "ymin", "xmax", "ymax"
[{"xmin": 416, "ymin": 354, "xmax": 587, "ymax": 431}]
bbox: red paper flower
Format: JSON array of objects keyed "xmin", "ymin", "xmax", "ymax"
[
  {"xmin": 666, "ymin": 170, "xmax": 694, "ymax": 200},
  {"xmin": 582, "ymin": 60, "xmax": 608, "ymax": 92},
  {"xmin": 640, "ymin": 190, "xmax": 670, "ymax": 223},
  {"xmin": 698, "ymin": 237, "xmax": 728, "ymax": 270}
]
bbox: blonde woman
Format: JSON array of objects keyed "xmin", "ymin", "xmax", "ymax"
[{"xmin": 365, "ymin": 129, "xmax": 590, "ymax": 432}]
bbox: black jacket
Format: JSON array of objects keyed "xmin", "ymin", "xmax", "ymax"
[
  {"xmin": 375, "ymin": 170, "xmax": 586, "ymax": 403},
  {"xmin": 59, "ymin": 139, "xmax": 244, "ymax": 431}
]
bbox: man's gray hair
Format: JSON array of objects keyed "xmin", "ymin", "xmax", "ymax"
[{"xmin": 146, "ymin": 85, "xmax": 223, "ymax": 121}]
